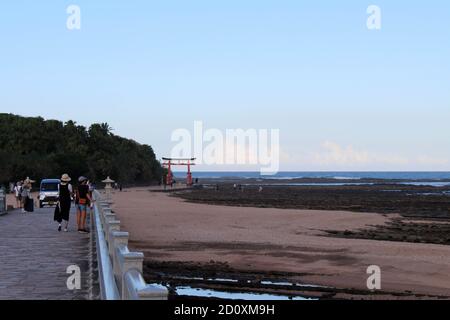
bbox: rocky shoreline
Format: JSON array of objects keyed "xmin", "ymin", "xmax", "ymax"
[{"xmin": 173, "ymin": 180, "xmax": 450, "ymax": 219}]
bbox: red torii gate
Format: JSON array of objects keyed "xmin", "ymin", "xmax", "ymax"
[{"xmin": 162, "ymin": 157, "xmax": 196, "ymax": 186}]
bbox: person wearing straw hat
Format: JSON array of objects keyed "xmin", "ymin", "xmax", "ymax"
[
  {"xmin": 54, "ymin": 174, "xmax": 73, "ymax": 232},
  {"xmin": 21, "ymin": 177, "xmax": 35, "ymax": 213}
]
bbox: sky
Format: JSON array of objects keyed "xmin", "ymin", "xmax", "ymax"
[{"xmin": 1, "ymin": 1, "xmax": 449, "ymax": 171}]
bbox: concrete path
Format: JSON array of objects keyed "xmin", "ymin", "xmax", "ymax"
[{"xmin": 0, "ymin": 207, "xmax": 95, "ymax": 300}]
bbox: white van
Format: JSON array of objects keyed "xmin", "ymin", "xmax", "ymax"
[{"xmin": 39, "ymin": 179, "xmax": 60, "ymax": 208}]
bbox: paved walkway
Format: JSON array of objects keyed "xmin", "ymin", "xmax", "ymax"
[{"xmin": 0, "ymin": 207, "xmax": 95, "ymax": 300}]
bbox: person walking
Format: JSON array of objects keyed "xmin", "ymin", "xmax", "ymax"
[
  {"xmin": 21, "ymin": 178, "xmax": 35, "ymax": 213},
  {"xmin": 14, "ymin": 182, "xmax": 23, "ymax": 209},
  {"xmin": 76, "ymin": 176, "xmax": 92, "ymax": 234},
  {"xmin": 54, "ymin": 174, "xmax": 73, "ymax": 232}
]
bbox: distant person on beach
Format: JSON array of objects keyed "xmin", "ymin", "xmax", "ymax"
[
  {"xmin": 88, "ymin": 180, "xmax": 95, "ymax": 210},
  {"xmin": 88, "ymin": 181, "xmax": 96, "ymax": 193},
  {"xmin": 14, "ymin": 182, "xmax": 23, "ymax": 209},
  {"xmin": 54, "ymin": 174, "xmax": 73, "ymax": 232},
  {"xmin": 76, "ymin": 176, "xmax": 92, "ymax": 234},
  {"xmin": 88, "ymin": 180, "xmax": 94, "ymax": 192}
]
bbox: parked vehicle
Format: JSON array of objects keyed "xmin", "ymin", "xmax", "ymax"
[{"xmin": 39, "ymin": 179, "xmax": 60, "ymax": 208}]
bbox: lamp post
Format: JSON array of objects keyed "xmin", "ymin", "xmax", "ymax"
[{"xmin": 102, "ymin": 176, "xmax": 115, "ymax": 203}]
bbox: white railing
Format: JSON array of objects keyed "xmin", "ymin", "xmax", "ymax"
[{"xmin": 92, "ymin": 190, "xmax": 168, "ymax": 300}]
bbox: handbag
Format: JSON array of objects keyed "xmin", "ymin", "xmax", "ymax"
[{"xmin": 25, "ymin": 197, "xmax": 34, "ymax": 212}]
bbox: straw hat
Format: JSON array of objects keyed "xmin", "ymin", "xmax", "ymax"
[{"xmin": 61, "ymin": 174, "xmax": 72, "ymax": 182}]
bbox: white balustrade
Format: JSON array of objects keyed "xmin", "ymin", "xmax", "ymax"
[{"xmin": 92, "ymin": 190, "xmax": 168, "ymax": 300}]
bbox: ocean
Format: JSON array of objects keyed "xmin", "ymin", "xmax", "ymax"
[
  {"xmin": 171, "ymin": 172, "xmax": 450, "ymax": 187},
  {"xmin": 174, "ymin": 171, "xmax": 450, "ymax": 181}
]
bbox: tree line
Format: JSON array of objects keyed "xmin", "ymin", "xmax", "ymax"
[{"xmin": 0, "ymin": 113, "xmax": 162, "ymax": 187}]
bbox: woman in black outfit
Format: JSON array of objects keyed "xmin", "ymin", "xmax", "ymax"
[{"xmin": 54, "ymin": 174, "xmax": 73, "ymax": 232}]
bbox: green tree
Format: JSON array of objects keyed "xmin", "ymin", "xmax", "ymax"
[{"xmin": 0, "ymin": 113, "xmax": 162, "ymax": 186}]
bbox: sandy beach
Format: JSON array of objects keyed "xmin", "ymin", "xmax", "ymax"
[{"xmin": 110, "ymin": 187, "xmax": 450, "ymax": 299}]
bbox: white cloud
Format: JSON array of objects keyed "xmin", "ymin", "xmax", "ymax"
[
  {"xmin": 313, "ymin": 141, "xmax": 408, "ymax": 166},
  {"xmin": 416, "ymin": 155, "xmax": 449, "ymax": 166},
  {"xmin": 280, "ymin": 141, "xmax": 449, "ymax": 170}
]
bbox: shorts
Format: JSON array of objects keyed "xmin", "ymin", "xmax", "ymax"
[{"xmin": 77, "ymin": 204, "xmax": 87, "ymax": 212}]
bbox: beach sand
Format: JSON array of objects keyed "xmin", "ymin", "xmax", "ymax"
[
  {"xmin": 111, "ymin": 188, "xmax": 450, "ymax": 298},
  {"xmin": 6, "ymin": 193, "xmax": 38, "ymax": 209}
]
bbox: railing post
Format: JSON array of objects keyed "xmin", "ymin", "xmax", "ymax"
[
  {"xmin": 111, "ymin": 231, "xmax": 129, "ymax": 284},
  {"xmin": 99, "ymin": 202, "xmax": 110, "ymax": 225},
  {"xmin": 120, "ymin": 252, "xmax": 145, "ymax": 299},
  {"xmin": 104, "ymin": 212, "xmax": 117, "ymax": 223},
  {"xmin": 106, "ymin": 221, "xmax": 121, "ymax": 256},
  {"xmin": 136, "ymin": 282, "xmax": 169, "ymax": 300}
]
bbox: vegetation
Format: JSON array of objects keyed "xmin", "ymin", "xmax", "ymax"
[{"xmin": 0, "ymin": 113, "xmax": 162, "ymax": 187}]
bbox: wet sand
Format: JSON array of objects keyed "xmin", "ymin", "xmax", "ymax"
[{"xmin": 110, "ymin": 187, "xmax": 450, "ymax": 299}]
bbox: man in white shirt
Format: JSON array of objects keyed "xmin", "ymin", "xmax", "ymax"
[{"xmin": 14, "ymin": 182, "xmax": 22, "ymax": 209}]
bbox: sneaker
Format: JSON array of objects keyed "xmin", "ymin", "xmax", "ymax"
[
  {"xmin": 64, "ymin": 228, "xmax": 68, "ymax": 232},
  {"xmin": 58, "ymin": 225, "xmax": 62, "ymax": 232},
  {"xmin": 79, "ymin": 229, "xmax": 89, "ymax": 234}
]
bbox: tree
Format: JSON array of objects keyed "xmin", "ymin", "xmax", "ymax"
[{"xmin": 0, "ymin": 113, "xmax": 162, "ymax": 186}]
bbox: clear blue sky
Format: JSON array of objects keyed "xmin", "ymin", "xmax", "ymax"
[{"xmin": 1, "ymin": 1, "xmax": 449, "ymax": 171}]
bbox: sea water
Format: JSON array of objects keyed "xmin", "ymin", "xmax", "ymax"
[
  {"xmin": 173, "ymin": 172, "xmax": 450, "ymax": 187},
  {"xmin": 174, "ymin": 171, "xmax": 450, "ymax": 180}
]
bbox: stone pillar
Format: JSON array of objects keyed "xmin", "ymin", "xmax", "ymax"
[
  {"xmin": 106, "ymin": 220, "xmax": 121, "ymax": 251},
  {"xmin": 111, "ymin": 231, "xmax": 129, "ymax": 282}
]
